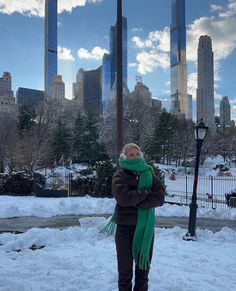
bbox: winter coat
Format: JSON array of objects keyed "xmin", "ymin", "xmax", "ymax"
[{"xmin": 112, "ymin": 168, "xmax": 165, "ymax": 225}]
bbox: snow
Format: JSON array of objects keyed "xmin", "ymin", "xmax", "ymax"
[
  {"xmin": 0, "ymin": 156, "xmax": 236, "ymax": 291},
  {"xmin": 0, "ymin": 195, "xmax": 235, "ymax": 220},
  {"xmin": 0, "ymin": 197, "xmax": 235, "ymax": 290}
]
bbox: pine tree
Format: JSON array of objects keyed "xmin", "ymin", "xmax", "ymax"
[
  {"xmin": 146, "ymin": 109, "xmax": 175, "ymax": 164},
  {"xmin": 76, "ymin": 113, "xmax": 109, "ymax": 164},
  {"xmin": 72, "ymin": 113, "xmax": 86, "ymax": 162},
  {"xmin": 50, "ymin": 121, "xmax": 71, "ymax": 163}
]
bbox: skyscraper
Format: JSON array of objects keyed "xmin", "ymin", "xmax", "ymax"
[
  {"xmin": 102, "ymin": 17, "xmax": 128, "ymax": 117},
  {"xmin": 170, "ymin": 0, "xmax": 188, "ymax": 118},
  {"xmin": 110, "ymin": 16, "xmax": 127, "ymax": 88},
  {"xmin": 74, "ymin": 67, "xmax": 103, "ymax": 117},
  {"xmin": 220, "ymin": 96, "xmax": 231, "ymax": 129},
  {"xmin": 44, "ymin": 0, "xmax": 57, "ymax": 100},
  {"xmin": 0, "ymin": 72, "xmax": 16, "ymax": 116},
  {"xmin": 102, "ymin": 53, "xmax": 111, "ymax": 113},
  {"xmin": 196, "ymin": 35, "xmax": 215, "ymax": 132}
]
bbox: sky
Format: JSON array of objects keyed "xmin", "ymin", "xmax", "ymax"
[
  {"xmin": 0, "ymin": 195, "xmax": 236, "ymax": 290},
  {"xmin": 0, "ymin": 0, "xmax": 236, "ymax": 121}
]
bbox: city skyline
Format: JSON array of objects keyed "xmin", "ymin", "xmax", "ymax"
[{"xmin": 0, "ymin": 0, "xmax": 236, "ymax": 120}]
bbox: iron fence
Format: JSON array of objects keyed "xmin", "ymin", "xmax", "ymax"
[
  {"xmin": 165, "ymin": 175, "xmax": 236, "ymax": 208},
  {"xmin": 38, "ymin": 171, "xmax": 236, "ymax": 209}
]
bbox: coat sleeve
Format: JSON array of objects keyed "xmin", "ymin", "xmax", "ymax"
[
  {"xmin": 137, "ymin": 175, "xmax": 165, "ymax": 208},
  {"xmin": 112, "ymin": 170, "xmax": 148, "ymax": 207}
]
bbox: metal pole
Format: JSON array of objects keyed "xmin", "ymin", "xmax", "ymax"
[
  {"xmin": 183, "ymin": 140, "xmax": 202, "ymax": 240},
  {"xmin": 116, "ymin": 0, "xmax": 123, "ymax": 156}
]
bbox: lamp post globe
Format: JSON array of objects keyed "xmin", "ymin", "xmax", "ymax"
[{"xmin": 183, "ymin": 119, "xmax": 208, "ymax": 241}]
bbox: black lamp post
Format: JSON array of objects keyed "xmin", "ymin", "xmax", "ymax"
[{"xmin": 183, "ymin": 120, "xmax": 208, "ymax": 241}]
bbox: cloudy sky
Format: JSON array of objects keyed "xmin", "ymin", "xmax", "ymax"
[{"xmin": 0, "ymin": 0, "xmax": 236, "ymax": 120}]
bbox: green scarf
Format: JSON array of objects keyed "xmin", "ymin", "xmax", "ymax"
[{"xmin": 101, "ymin": 158, "xmax": 155, "ymax": 271}]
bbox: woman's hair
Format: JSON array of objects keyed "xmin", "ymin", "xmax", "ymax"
[{"xmin": 120, "ymin": 143, "xmax": 143, "ymax": 160}]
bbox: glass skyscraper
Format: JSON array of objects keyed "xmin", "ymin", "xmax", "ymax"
[
  {"xmin": 110, "ymin": 16, "xmax": 128, "ymax": 89},
  {"xmin": 170, "ymin": 0, "xmax": 188, "ymax": 118},
  {"xmin": 44, "ymin": 0, "xmax": 57, "ymax": 100},
  {"xmin": 102, "ymin": 53, "xmax": 111, "ymax": 113}
]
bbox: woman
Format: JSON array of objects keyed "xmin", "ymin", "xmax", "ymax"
[{"xmin": 112, "ymin": 143, "xmax": 165, "ymax": 291}]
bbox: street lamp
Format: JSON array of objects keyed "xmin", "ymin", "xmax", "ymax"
[{"xmin": 183, "ymin": 119, "xmax": 208, "ymax": 241}]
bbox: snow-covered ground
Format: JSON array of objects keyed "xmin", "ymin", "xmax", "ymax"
[
  {"xmin": 0, "ymin": 196, "xmax": 236, "ymax": 290},
  {"xmin": 0, "ymin": 155, "xmax": 236, "ymax": 291},
  {"xmin": 0, "ymin": 195, "xmax": 235, "ymax": 220}
]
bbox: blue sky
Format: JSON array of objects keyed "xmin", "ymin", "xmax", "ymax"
[{"xmin": 0, "ymin": 0, "xmax": 236, "ymax": 121}]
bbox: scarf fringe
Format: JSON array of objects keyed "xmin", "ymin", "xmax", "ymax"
[
  {"xmin": 134, "ymin": 252, "xmax": 150, "ymax": 271},
  {"xmin": 100, "ymin": 215, "xmax": 116, "ymax": 235}
]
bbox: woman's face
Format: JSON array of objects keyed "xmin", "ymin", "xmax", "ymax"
[{"xmin": 126, "ymin": 147, "xmax": 141, "ymax": 159}]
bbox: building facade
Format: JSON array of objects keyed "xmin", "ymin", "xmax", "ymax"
[
  {"xmin": 0, "ymin": 72, "xmax": 17, "ymax": 116},
  {"xmin": 102, "ymin": 17, "xmax": 128, "ymax": 117},
  {"xmin": 170, "ymin": 0, "xmax": 188, "ymax": 118},
  {"xmin": 73, "ymin": 67, "xmax": 103, "ymax": 117},
  {"xmin": 220, "ymin": 96, "xmax": 231, "ymax": 129},
  {"xmin": 0, "ymin": 72, "xmax": 14, "ymax": 98},
  {"xmin": 44, "ymin": 0, "xmax": 58, "ymax": 100},
  {"xmin": 16, "ymin": 88, "xmax": 45, "ymax": 106},
  {"xmin": 102, "ymin": 53, "xmax": 111, "ymax": 113},
  {"xmin": 110, "ymin": 16, "xmax": 127, "ymax": 89},
  {"xmin": 196, "ymin": 35, "xmax": 215, "ymax": 132},
  {"xmin": 51, "ymin": 75, "xmax": 65, "ymax": 101}
]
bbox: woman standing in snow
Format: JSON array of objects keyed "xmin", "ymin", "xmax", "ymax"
[{"xmin": 112, "ymin": 143, "xmax": 165, "ymax": 291}]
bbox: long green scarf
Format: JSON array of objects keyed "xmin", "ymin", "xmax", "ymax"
[{"xmin": 101, "ymin": 158, "xmax": 155, "ymax": 271}]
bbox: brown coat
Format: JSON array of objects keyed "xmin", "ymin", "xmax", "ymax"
[{"xmin": 112, "ymin": 168, "xmax": 165, "ymax": 225}]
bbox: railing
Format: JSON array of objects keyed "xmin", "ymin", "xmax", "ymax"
[
  {"xmin": 39, "ymin": 172, "xmax": 236, "ymax": 209},
  {"xmin": 165, "ymin": 175, "xmax": 236, "ymax": 208}
]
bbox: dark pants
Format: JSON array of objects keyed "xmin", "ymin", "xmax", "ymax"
[{"xmin": 115, "ymin": 224, "xmax": 154, "ymax": 291}]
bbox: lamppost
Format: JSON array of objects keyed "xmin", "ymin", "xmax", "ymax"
[{"xmin": 183, "ymin": 120, "xmax": 208, "ymax": 241}]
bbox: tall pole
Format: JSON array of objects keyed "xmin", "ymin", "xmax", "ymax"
[
  {"xmin": 183, "ymin": 139, "xmax": 202, "ymax": 240},
  {"xmin": 116, "ymin": 0, "xmax": 123, "ymax": 155}
]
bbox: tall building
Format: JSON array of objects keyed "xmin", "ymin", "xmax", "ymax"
[
  {"xmin": 130, "ymin": 80, "xmax": 152, "ymax": 108},
  {"xmin": 73, "ymin": 67, "xmax": 103, "ymax": 117},
  {"xmin": 73, "ymin": 69, "xmax": 84, "ymax": 109},
  {"xmin": 0, "ymin": 72, "xmax": 17, "ymax": 116},
  {"xmin": 110, "ymin": 16, "xmax": 127, "ymax": 88},
  {"xmin": 0, "ymin": 72, "xmax": 14, "ymax": 98},
  {"xmin": 102, "ymin": 16, "xmax": 128, "ymax": 117},
  {"xmin": 102, "ymin": 53, "xmax": 111, "ymax": 113},
  {"xmin": 51, "ymin": 75, "xmax": 65, "ymax": 101},
  {"xmin": 220, "ymin": 96, "xmax": 231, "ymax": 129},
  {"xmin": 196, "ymin": 35, "xmax": 215, "ymax": 132},
  {"xmin": 16, "ymin": 88, "xmax": 45, "ymax": 106},
  {"xmin": 188, "ymin": 94, "xmax": 192, "ymax": 120},
  {"xmin": 170, "ymin": 0, "xmax": 188, "ymax": 118},
  {"xmin": 44, "ymin": 0, "xmax": 58, "ymax": 100}
]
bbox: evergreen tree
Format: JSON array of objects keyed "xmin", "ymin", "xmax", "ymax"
[
  {"xmin": 72, "ymin": 113, "xmax": 86, "ymax": 161},
  {"xmin": 146, "ymin": 109, "xmax": 175, "ymax": 164},
  {"xmin": 76, "ymin": 113, "xmax": 109, "ymax": 164},
  {"xmin": 50, "ymin": 121, "xmax": 71, "ymax": 163}
]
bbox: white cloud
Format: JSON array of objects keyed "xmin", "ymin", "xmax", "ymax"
[
  {"xmin": 77, "ymin": 46, "xmax": 108, "ymax": 60},
  {"xmin": 58, "ymin": 46, "xmax": 75, "ymax": 61},
  {"xmin": 187, "ymin": 72, "xmax": 197, "ymax": 100},
  {"xmin": 128, "ymin": 63, "xmax": 137, "ymax": 67},
  {"xmin": 131, "ymin": 27, "xmax": 143, "ymax": 33},
  {"xmin": 132, "ymin": 27, "xmax": 170, "ymax": 74},
  {"xmin": 210, "ymin": 4, "xmax": 223, "ymax": 12},
  {"xmin": 136, "ymin": 51, "xmax": 169, "ymax": 74},
  {"xmin": 0, "ymin": 0, "xmax": 103, "ymax": 17},
  {"xmin": 187, "ymin": 1, "xmax": 236, "ymax": 62}
]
